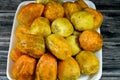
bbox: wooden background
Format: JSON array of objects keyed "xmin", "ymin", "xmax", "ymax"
[{"xmin": 0, "ymin": 0, "xmax": 120, "ymax": 80}]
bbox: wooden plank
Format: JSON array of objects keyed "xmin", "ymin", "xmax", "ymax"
[
  {"xmin": 0, "ymin": 76, "xmax": 8, "ymax": 80},
  {"xmin": 0, "ymin": 13, "xmax": 14, "ymax": 39},
  {"xmin": 0, "ymin": 0, "xmax": 30, "ymax": 11},
  {"xmin": 0, "ymin": 63, "xmax": 7, "ymax": 75},
  {"xmin": 101, "ymin": 77, "xmax": 120, "ymax": 80},
  {"xmin": 0, "ymin": 42, "xmax": 9, "ymax": 51},
  {"xmin": 103, "ymin": 42, "xmax": 120, "ymax": 68},
  {"xmin": 102, "ymin": 69, "xmax": 120, "ymax": 77},
  {"xmin": 91, "ymin": 0, "xmax": 120, "ymax": 6},
  {"xmin": 100, "ymin": 10, "xmax": 120, "ymax": 39},
  {"xmin": 0, "ymin": 51, "xmax": 8, "ymax": 62},
  {"xmin": 0, "ymin": 38, "xmax": 10, "ymax": 42},
  {"xmin": 91, "ymin": 0, "xmax": 120, "ymax": 10},
  {"xmin": 101, "ymin": 69, "xmax": 120, "ymax": 80}
]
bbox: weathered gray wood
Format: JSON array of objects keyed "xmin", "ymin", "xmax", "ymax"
[
  {"xmin": 92, "ymin": 0, "xmax": 120, "ymax": 10},
  {"xmin": 0, "ymin": 0, "xmax": 30, "ymax": 11},
  {"xmin": 104, "ymin": 35, "xmax": 119, "ymax": 69},
  {"xmin": 101, "ymin": 10, "xmax": 120, "ymax": 39},
  {"xmin": 101, "ymin": 77, "xmax": 120, "ymax": 80},
  {"xmin": 101, "ymin": 69, "xmax": 120, "ymax": 80},
  {"xmin": 0, "ymin": 76, "xmax": 8, "ymax": 80}
]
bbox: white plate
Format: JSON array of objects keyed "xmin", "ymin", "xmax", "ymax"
[{"xmin": 6, "ymin": 0, "xmax": 102, "ymax": 80}]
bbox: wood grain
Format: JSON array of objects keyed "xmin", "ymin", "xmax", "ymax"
[
  {"xmin": 0, "ymin": 0, "xmax": 120, "ymax": 80},
  {"xmin": 92, "ymin": 0, "xmax": 120, "ymax": 10},
  {"xmin": 101, "ymin": 10, "xmax": 120, "ymax": 39},
  {"xmin": 0, "ymin": 0, "xmax": 29, "ymax": 11}
]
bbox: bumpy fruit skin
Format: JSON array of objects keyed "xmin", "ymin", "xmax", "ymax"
[
  {"xmin": 44, "ymin": 1, "xmax": 64, "ymax": 22},
  {"xmin": 51, "ymin": 18, "xmax": 74, "ymax": 37},
  {"xmin": 79, "ymin": 30, "xmax": 103, "ymax": 52},
  {"xmin": 58, "ymin": 57, "xmax": 80, "ymax": 80},
  {"xmin": 16, "ymin": 34, "xmax": 45, "ymax": 58},
  {"xmin": 15, "ymin": 25, "xmax": 30, "ymax": 40},
  {"xmin": 71, "ymin": 11, "xmax": 94, "ymax": 31},
  {"xmin": 35, "ymin": 54, "xmax": 57, "ymax": 80},
  {"xmin": 76, "ymin": 51, "xmax": 99, "ymax": 74},
  {"xmin": 30, "ymin": 17, "xmax": 51, "ymax": 37},
  {"xmin": 46, "ymin": 34, "xmax": 72, "ymax": 60},
  {"xmin": 17, "ymin": 3, "xmax": 44, "ymax": 26},
  {"xmin": 77, "ymin": 0, "xmax": 88, "ymax": 9},
  {"xmin": 10, "ymin": 48, "xmax": 23, "ymax": 62},
  {"xmin": 66, "ymin": 35, "xmax": 81, "ymax": 56},
  {"xmin": 12, "ymin": 55, "xmax": 36, "ymax": 80},
  {"xmin": 63, "ymin": 2, "xmax": 82, "ymax": 19},
  {"xmin": 85, "ymin": 8, "xmax": 103, "ymax": 29},
  {"xmin": 36, "ymin": 0, "xmax": 53, "ymax": 5}
]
